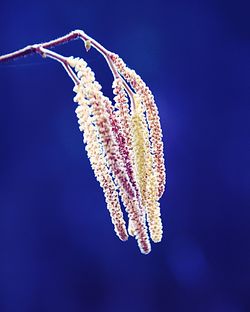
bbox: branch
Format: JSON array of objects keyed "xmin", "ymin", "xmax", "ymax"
[
  {"xmin": 0, "ymin": 30, "xmax": 111, "ymax": 63},
  {"xmin": 0, "ymin": 30, "xmax": 134, "ymax": 101}
]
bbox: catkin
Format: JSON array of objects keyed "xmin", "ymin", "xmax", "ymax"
[
  {"xmin": 131, "ymin": 95, "xmax": 163, "ymax": 242},
  {"xmin": 71, "ymin": 57, "xmax": 151, "ymax": 254},
  {"xmin": 110, "ymin": 54, "xmax": 166, "ymax": 199},
  {"xmin": 74, "ymin": 87, "xmax": 128, "ymax": 241}
]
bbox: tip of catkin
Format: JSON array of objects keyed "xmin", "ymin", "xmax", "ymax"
[{"xmin": 67, "ymin": 56, "xmax": 77, "ymax": 68}]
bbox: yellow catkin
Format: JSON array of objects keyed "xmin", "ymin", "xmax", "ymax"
[
  {"xmin": 131, "ymin": 99, "xmax": 147, "ymax": 207},
  {"xmin": 131, "ymin": 95, "xmax": 163, "ymax": 243}
]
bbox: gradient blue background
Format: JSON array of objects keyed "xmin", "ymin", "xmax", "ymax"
[{"xmin": 0, "ymin": 0, "xmax": 249, "ymax": 311}]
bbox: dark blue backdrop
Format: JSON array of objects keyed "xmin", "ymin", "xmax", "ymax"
[{"xmin": 0, "ymin": 0, "xmax": 249, "ymax": 311}]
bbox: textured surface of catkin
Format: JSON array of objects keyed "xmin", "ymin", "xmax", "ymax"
[
  {"xmin": 112, "ymin": 78, "xmax": 139, "ymax": 238},
  {"xmin": 110, "ymin": 80, "xmax": 145, "ymax": 219},
  {"xmin": 74, "ymin": 87, "xmax": 128, "ymax": 241},
  {"xmin": 110, "ymin": 54, "xmax": 166, "ymax": 199},
  {"xmin": 131, "ymin": 95, "xmax": 163, "ymax": 243},
  {"xmin": 90, "ymin": 95, "xmax": 151, "ymax": 254},
  {"xmin": 70, "ymin": 57, "xmax": 151, "ymax": 254}
]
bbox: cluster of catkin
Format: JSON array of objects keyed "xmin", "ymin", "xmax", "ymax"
[
  {"xmin": 68, "ymin": 53, "xmax": 165, "ymax": 254},
  {"xmin": 0, "ymin": 29, "xmax": 166, "ymax": 254}
]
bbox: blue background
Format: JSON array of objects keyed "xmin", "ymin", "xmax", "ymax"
[{"xmin": 0, "ymin": 0, "xmax": 249, "ymax": 311}]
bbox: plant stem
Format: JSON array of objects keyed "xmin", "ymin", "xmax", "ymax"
[
  {"xmin": 38, "ymin": 47, "xmax": 79, "ymax": 85},
  {"xmin": 0, "ymin": 29, "xmax": 134, "ymax": 106},
  {"xmin": 0, "ymin": 30, "xmax": 107, "ymax": 63}
]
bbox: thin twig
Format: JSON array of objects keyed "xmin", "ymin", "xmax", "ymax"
[
  {"xmin": 38, "ymin": 47, "xmax": 79, "ymax": 85},
  {"xmin": 0, "ymin": 30, "xmax": 134, "ymax": 105}
]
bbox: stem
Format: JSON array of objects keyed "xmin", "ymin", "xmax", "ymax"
[
  {"xmin": 0, "ymin": 32, "xmax": 78, "ymax": 63},
  {"xmin": 38, "ymin": 47, "xmax": 79, "ymax": 85},
  {"xmin": 0, "ymin": 29, "xmax": 134, "ymax": 106},
  {"xmin": 0, "ymin": 30, "xmax": 107, "ymax": 63}
]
